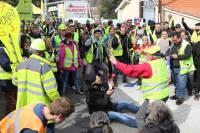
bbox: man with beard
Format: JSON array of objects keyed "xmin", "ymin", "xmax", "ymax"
[{"xmin": 169, "ymin": 32, "xmax": 195, "ymax": 105}]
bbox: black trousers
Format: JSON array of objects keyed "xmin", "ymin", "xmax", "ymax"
[
  {"xmin": 194, "ymin": 68, "xmax": 200, "ymax": 95},
  {"xmin": 54, "ymin": 72, "xmax": 62, "ymax": 95}
]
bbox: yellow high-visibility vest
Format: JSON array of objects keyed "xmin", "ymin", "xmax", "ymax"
[
  {"xmin": 64, "ymin": 44, "xmax": 79, "ymax": 68},
  {"xmin": 178, "ymin": 40, "xmax": 195, "ymax": 75},
  {"xmin": 141, "ymin": 59, "xmax": 170, "ymax": 100}
]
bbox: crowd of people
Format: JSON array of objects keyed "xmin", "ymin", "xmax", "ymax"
[{"xmin": 1, "ymin": 11, "xmax": 200, "ymax": 132}]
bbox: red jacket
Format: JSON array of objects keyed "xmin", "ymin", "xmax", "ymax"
[{"xmin": 115, "ymin": 61, "xmax": 152, "ymax": 79}]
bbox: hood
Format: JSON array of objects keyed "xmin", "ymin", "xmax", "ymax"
[{"xmin": 158, "ymin": 119, "xmax": 180, "ymax": 133}]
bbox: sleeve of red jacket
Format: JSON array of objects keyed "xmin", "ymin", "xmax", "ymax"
[
  {"xmin": 115, "ymin": 62, "xmax": 152, "ymax": 78},
  {"xmin": 59, "ymin": 43, "xmax": 65, "ymax": 70}
]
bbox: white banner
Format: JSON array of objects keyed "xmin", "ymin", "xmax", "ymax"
[{"xmin": 64, "ymin": 0, "xmax": 88, "ymax": 18}]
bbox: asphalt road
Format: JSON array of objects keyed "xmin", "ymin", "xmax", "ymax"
[
  {"xmin": 1, "ymin": 77, "xmax": 200, "ymax": 133},
  {"xmin": 55, "ymin": 87, "xmax": 138, "ymax": 133}
]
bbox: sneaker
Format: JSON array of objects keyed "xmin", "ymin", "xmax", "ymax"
[
  {"xmin": 194, "ymin": 95, "xmax": 199, "ymax": 101},
  {"xmin": 170, "ymin": 95, "xmax": 178, "ymax": 100},
  {"xmin": 176, "ymin": 98, "xmax": 184, "ymax": 105}
]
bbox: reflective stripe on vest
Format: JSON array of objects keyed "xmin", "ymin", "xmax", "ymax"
[
  {"xmin": 64, "ymin": 44, "xmax": 79, "ymax": 68},
  {"xmin": 16, "ymin": 55, "xmax": 58, "ymax": 109},
  {"xmin": 142, "ymin": 81, "xmax": 168, "ymax": 94},
  {"xmin": 179, "ymin": 40, "xmax": 196, "ymax": 75},
  {"xmin": 0, "ymin": 104, "xmax": 46, "ymax": 133},
  {"xmin": 0, "ymin": 47, "xmax": 12, "ymax": 80},
  {"xmin": 3, "ymin": 108, "xmax": 23, "ymax": 132},
  {"xmin": 191, "ymin": 31, "xmax": 200, "ymax": 43},
  {"xmin": 113, "ymin": 35, "xmax": 123, "ymax": 56},
  {"xmin": 141, "ymin": 59, "xmax": 170, "ymax": 100}
]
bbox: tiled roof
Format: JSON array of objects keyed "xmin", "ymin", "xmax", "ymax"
[{"xmin": 162, "ymin": 0, "xmax": 200, "ymax": 18}]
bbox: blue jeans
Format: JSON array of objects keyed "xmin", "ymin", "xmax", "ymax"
[
  {"xmin": 62, "ymin": 70, "xmax": 78, "ymax": 95},
  {"xmin": 172, "ymin": 68, "xmax": 188, "ymax": 98},
  {"xmin": 107, "ymin": 101, "xmax": 140, "ymax": 128}
]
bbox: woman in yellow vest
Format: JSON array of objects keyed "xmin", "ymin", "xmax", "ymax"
[
  {"xmin": 59, "ymin": 32, "xmax": 83, "ymax": 95},
  {"xmin": 0, "ymin": 97, "xmax": 75, "ymax": 133}
]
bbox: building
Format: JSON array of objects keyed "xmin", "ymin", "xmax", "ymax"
[
  {"xmin": 161, "ymin": 0, "xmax": 200, "ymax": 28},
  {"xmin": 115, "ymin": 0, "xmax": 200, "ymax": 27},
  {"xmin": 115, "ymin": 0, "xmax": 156, "ymax": 22}
]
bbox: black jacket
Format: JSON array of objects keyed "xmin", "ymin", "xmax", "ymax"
[
  {"xmin": 0, "ymin": 46, "xmax": 11, "ymax": 72},
  {"xmin": 86, "ymin": 82, "xmax": 113, "ymax": 114},
  {"xmin": 111, "ymin": 35, "xmax": 120, "ymax": 49},
  {"xmin": 168, "ymin": 42, "xmax": 192, "ymax": 68},
  {"xmin": 0, "ymin": 45, "xmax": 16, "ymax": 92},
  {"xmin": 192, "ymin": 42, "xmax": 200, "ymax": 68},
  {"xmin": 182, "ymin": 21, "xmax": 194, "ymax": 35},
  {"xmin": 119, "ymin": 34, "xmax": 132, "ymax": 62}
]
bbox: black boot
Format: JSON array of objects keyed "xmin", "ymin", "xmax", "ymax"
[
  {"xmin": 170, "ymin": 95, "xmax": 178, "ymax": 100},
  {"xmin": 176, "ymin": 98, "xmax": 184, "ymax": 105}
]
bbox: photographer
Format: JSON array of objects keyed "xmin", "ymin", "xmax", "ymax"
[{"xmin": 86, "ymin": 72, "xmax": 140, "ymax": 128}]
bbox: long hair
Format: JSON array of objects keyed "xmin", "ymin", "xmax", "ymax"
[
  {"xmin": 146, "ymin": 100, "xmax": 173, "ymax": 126},
  {"xmin": 90, "ymin": 111, "xmax": 113, "ymax": 133}
]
